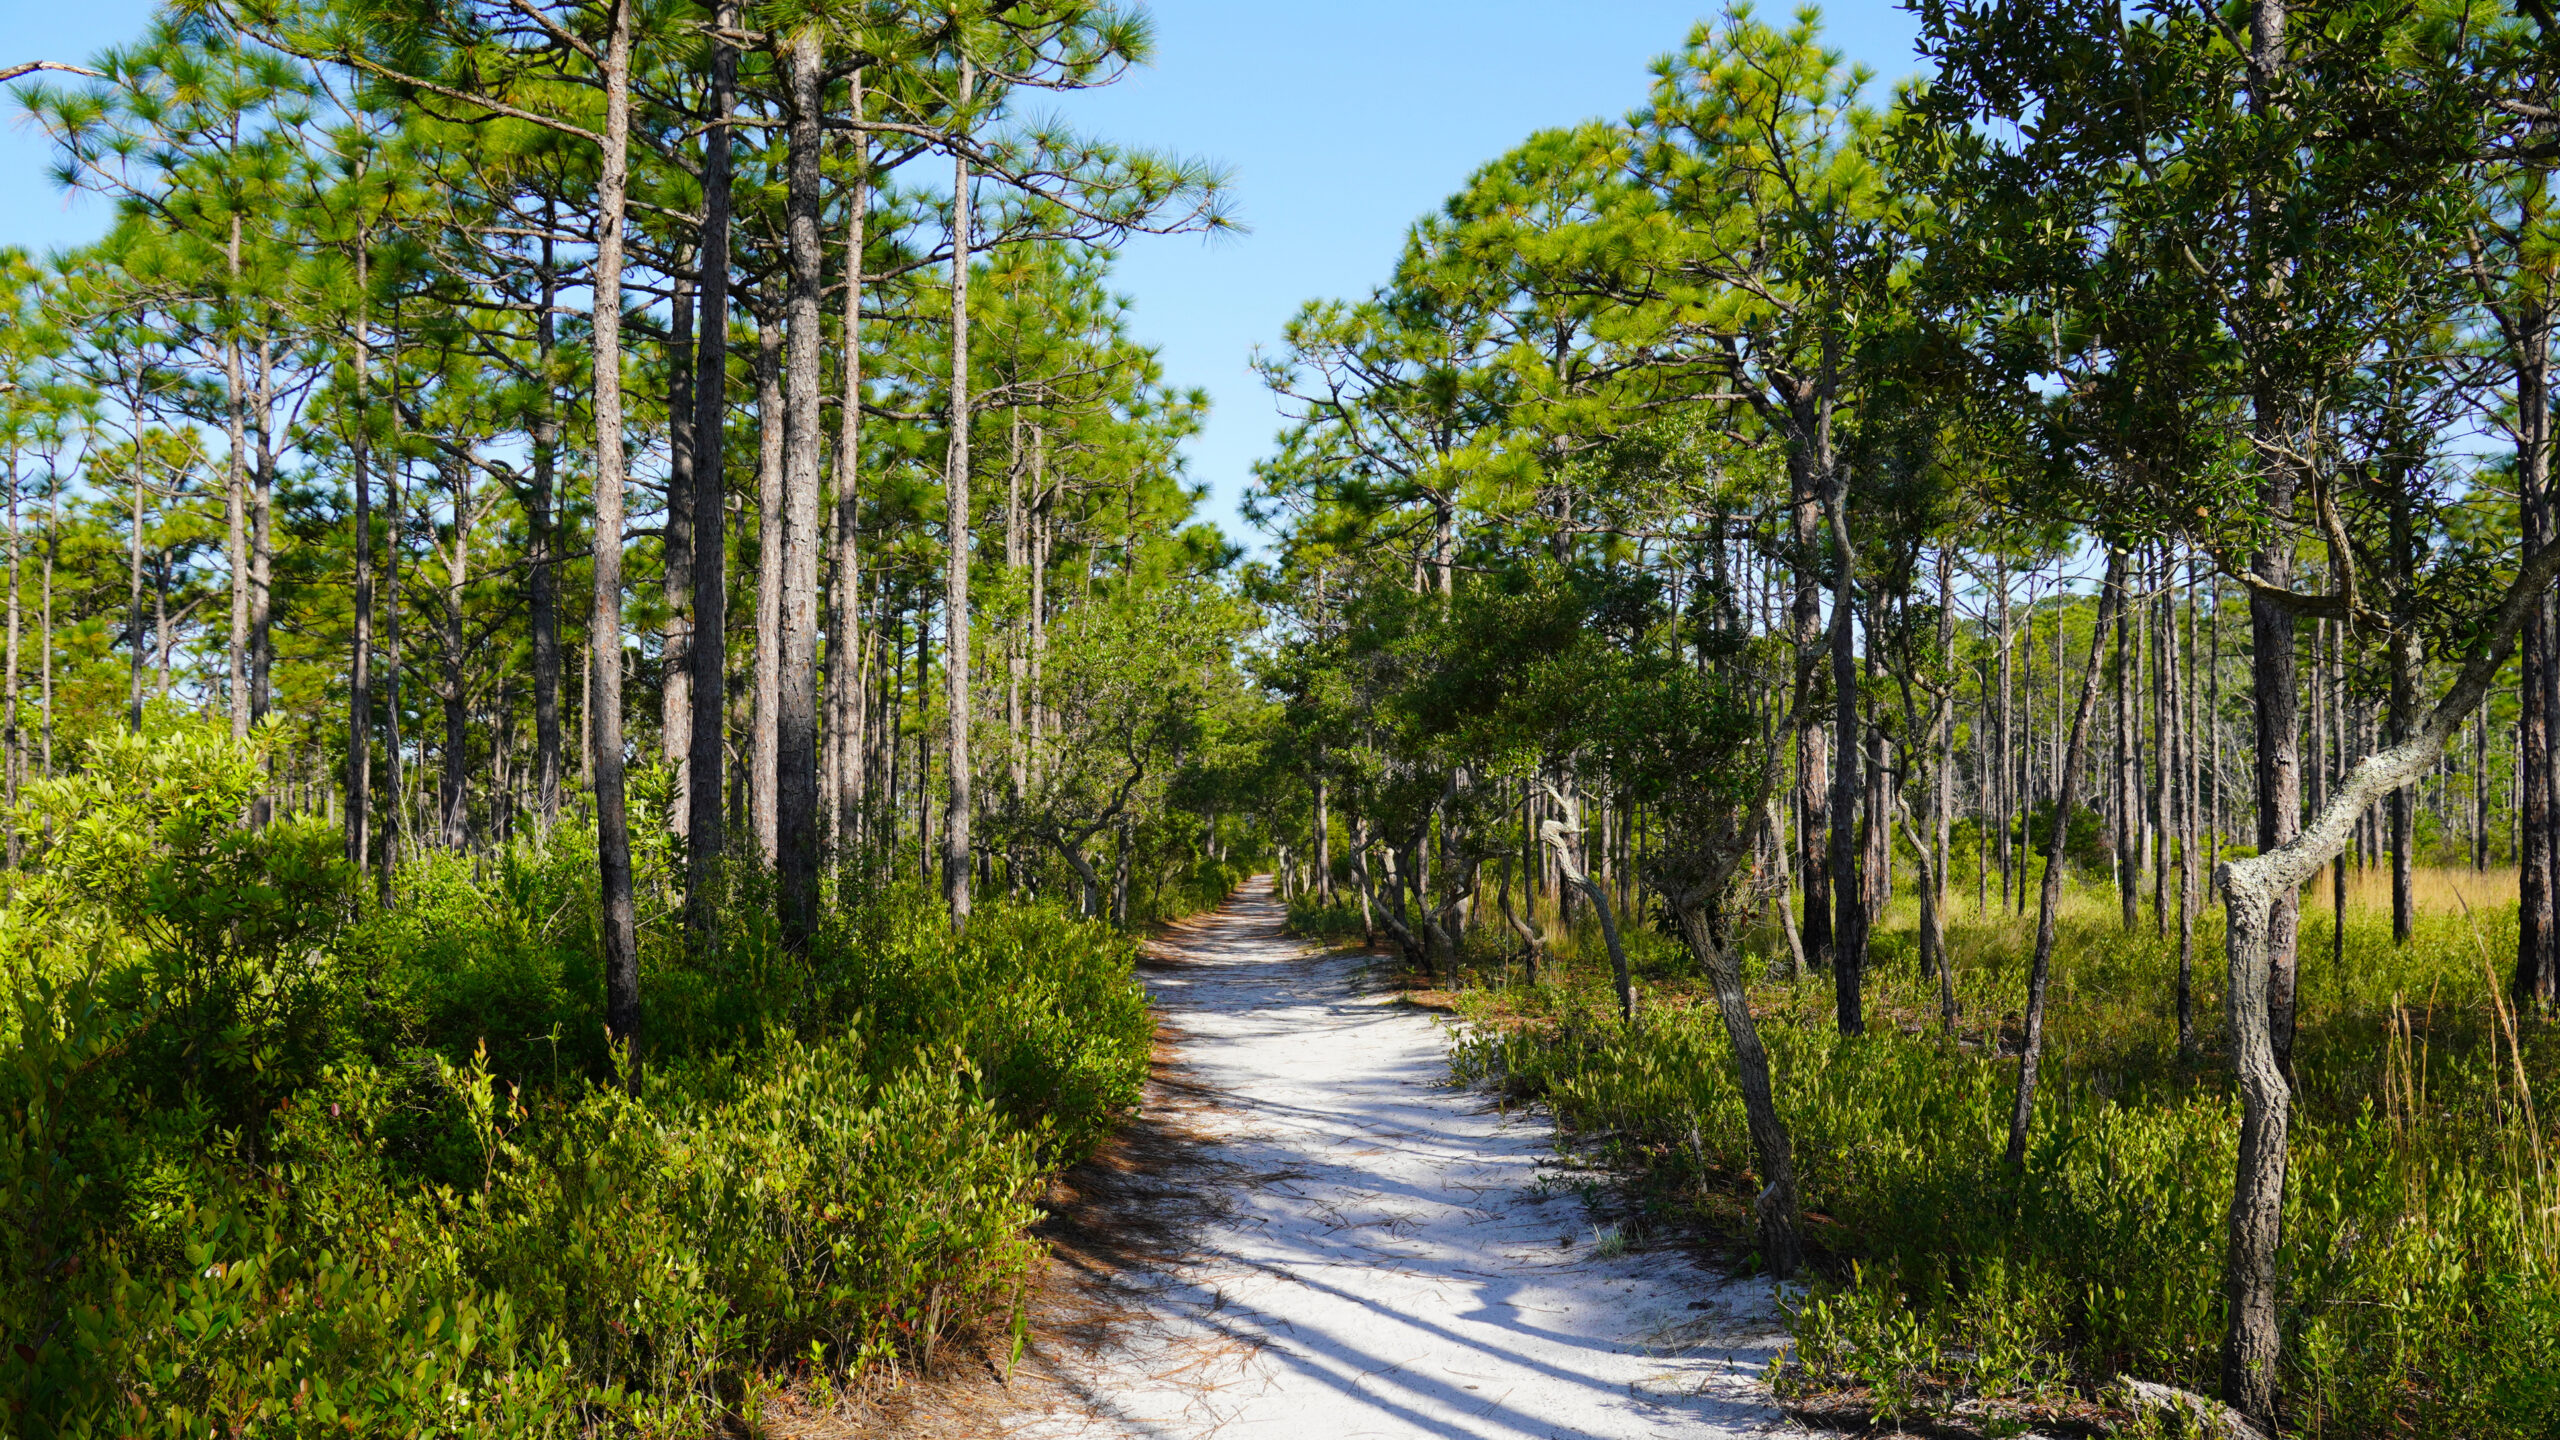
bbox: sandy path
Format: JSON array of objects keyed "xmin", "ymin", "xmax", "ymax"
[{"xmin": 1009, "ymin": 878, "xmax": 1793, "ymax": 1440}]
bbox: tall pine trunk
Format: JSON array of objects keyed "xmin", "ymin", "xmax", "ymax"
[
  {"xmin": 686, "ymin": 1, "xmax": 737, "ymax": 950},
  {"xmin": 752, "ymin": 312, "xmax": 783, "ymax": 863},
  {"xmin": 590, "ymin": 0, "xmax": 642, "ymax": 1072},
  {"xmin": 831, "ymin": 73, "xmax": 869, "ymax": 857},
  {"xmin": 663, "ymin": 265, "xmax": 695, "ymax": 832},
  {"xmin": 1823, "ymin": 471, "xmax": 1864, "ymax": 1033},
  {"xmin": 776, "ymin": 25, "xmax": 826, "ymax": 948},
  {"xmin": 942, "ymin": 57, "xmax": 978, "ymax": 930},
  {"xmin": 1791, "ymin": 454, "xmax": 1831, "ymax": 967},
  {"xmin": 532, "ymin": 221, "xmax": 563, "ymax": 832},
  {"xmin": 348, "ymin": 231, "xmax": 372, "ymax": 875}
]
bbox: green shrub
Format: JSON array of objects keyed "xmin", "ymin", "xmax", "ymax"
[
  {"xmin": 1287, "ymin": 892, "xmax": 1368, "ymax": 940},
  {"xmin": 1451, "ymin": 886, "xmax": 2560, "ymax": 1437},
  {"xmin": 0, "ymin": 723, "xmax": 1151, "ymax": 1436}
]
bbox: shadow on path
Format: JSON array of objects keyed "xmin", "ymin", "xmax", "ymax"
[{"xmin": 1004, "ymin": 878, "xmax": 1797, "ymax": 1440}]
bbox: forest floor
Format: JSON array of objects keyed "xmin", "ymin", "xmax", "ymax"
[{"xmin": 988, "ymin": 876, "xmax": 1795, "ymax": 1440}]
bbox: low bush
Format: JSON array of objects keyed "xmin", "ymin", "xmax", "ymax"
[
  {"xmin": 0, "ymin": 723, "xmax": 1151, "ymax": 1436},
  {"xmin": 1285, "ymin": 892, "xmax": 1369, "ymax": 941},
  {"xmin": 1449, "ymin": 876, "xmax": 2560, "ymax": 1438}
]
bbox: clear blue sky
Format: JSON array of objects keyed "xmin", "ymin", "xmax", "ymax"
[{"xmin": 2, "ymin": 1, "xmax": 1928, "ymax": 548}]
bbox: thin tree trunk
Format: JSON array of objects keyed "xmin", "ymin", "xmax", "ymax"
[
  {"xmin": 752, "ymin": 310, "xmax": 783, "ymax": 864},
  {"xmin": 1668, "ymin": 893, "xmax": 1804, "ymax": 1279},
  {"xmin": 1539, "ymin": 791, "xmax": 1634, "ymax": 1024},
  {"xmin": 125, "ymin": 403, "xmax": 145, "ymax": 734},
  {"xmin": 438, "ymin": 457, "xmax": 474, "ymax": 850},
  {"xmin": 224, "ymin": 214, "xmax": 249, "ymax": 740},
  {"xmin": 1824, "ymin": 475, "xmax": 1864, "ymax": 1032},
  {"xmin": 2178, "ymin": 549, "xmax": 2200, "ymax": 1059},
  {"xmin": 1007, "ymin": 413, "xmax": 1026, "ymax": 804},
  {"xmin": 383, "ymin": 411, "xmax": 407, "ymax": 897},
  {"xmin": 590, "ymin": 0, "xmax": 642, "ymax": 1073},
  {"xmin": 1792, "ymin": 457, "xmax": 1832, "ymax": 969},
  {"xmin": 1936, "ymin": 548, "xmax": 1954, "ymax": 930},
  {"xmin": 250, "ymin": 335, "xmax": 275, "ymax": 739},
  {"xmin": 349, "ymin": 230, "xmax": 372, "ymax": 875},
  {"xmin": 943, "ymin": 56, "xmax": 978, "ymax": 930},
  {"xmin": 3, "ymin": 445, "xmax": 16, "ymax": 869},
  {"xmin": 2116, "ymin": 565, "xmax": 2139, "ymax": 931},
  {"xmin": 532, "ymin": 215, "xmax": 563, "ymax": 832},
  {"xmin": 2005, "ymin": 546, "xmax": 2127, "ymax": 1167},
  {"xmin": 40, "ymin": 462, "xmax": 51, "ymax": 781},
  {"xmin": 832, "ymin": 71, "xmax": 868, "ymax": 857},
  {"xmin": 1996, "ymin": 556, "xmax": 2014, "ymax": 910},
  {"xmin": 663, "ymin": 261, "xmax": 695, "ymax": 830},
  {"xmin": 1767, "ymin": 792, "xmax": 1808, "ymax": 979}
]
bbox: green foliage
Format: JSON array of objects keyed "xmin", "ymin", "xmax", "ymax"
[
  {"xmin": 1450, "ymin": 887, "xmax": 2560, "ymax": 1436},
  {"xmin": 0, "ymin": 725, "xmax": 1151, "ymax": 1435},
  {"xmin": 1286, "ymin": 892, "xmax": 1369, "ymax": 942}
]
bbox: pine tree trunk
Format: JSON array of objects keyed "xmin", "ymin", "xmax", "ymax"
[
  {"xmin": 250, "ymin": 335, "xmax": 275, "ymax": 738},
  {"xmin": 1996, "ymin": 556, "xmax": 2013, "ymax": 910},
  {"xmin": 225, "ymin": 214, "xmax": 250, "ymax": 741},
  {"xmin": 2177, "ymin": 550, "xmax": 2200, "ymax": 1058},
  {"xmin": 686, "ymin": 2, "xmax": 737, "ymax": 949},
  {"xmin": 831, "ymin": 75, "xmax": 868, "ymax": 858},
  {"xmin": 1792, "ymin": 455, "xmax": 1832, "ymax": 968},
  {"xmin": 348, "ymin": 232, "xmax": 372, "ymax": 875},
  {"xmin": 590, "ymin": 0, "xmax": 641, "ymax": 1073},
  {"xmin": 752, "ymin": 311, "xmax": 784, "ymax": 864},
  {"xmin": 438, "ymin": 458, "xmax": 473, "ymax": 851},
  {"xmin": 2520, "ymin": 310, "xmax": 2559, "ymax": 1006},
  {"xmin": 124, "ymin": 398, "xmax": 144, "ymax": 735},
  {"xmin": 382, "ymin": 426, "xmax": 407, "ymax": 898},
  {"xmin": 1006, "ymin": 413, "xmax": 1026, "ymax": 806},
  {"xmin": 1824, "ymin": 475, "xmax": 1863, "ymax": 1031},
  {"xmin": 663, "ymin": 265, "xmax": 695, "ymax": 830},
  {"xmin": 2116, "ymin": 582, "xmax": 2138, "ymax": 931},
  {"xmin": 532, "ymin": 219, "xmax": 563, "ymax": 833},
  {"xmin": 3, "ymin": 444, "xmax": 17, "ymax": 870},
  {"xmin": 776, "ymin": 26, "xmax": 827, "ymax": 947},
  {"xmin": 943, "ymin": 59, "xmax": 978, "ymax": 930}
]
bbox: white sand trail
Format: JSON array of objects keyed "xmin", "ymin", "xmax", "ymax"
[{"xmin": 1009, "ymin": 878, "xmax": 1796, "ymax": 1440}]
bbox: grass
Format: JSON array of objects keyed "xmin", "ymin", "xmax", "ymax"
[{"xmin": 1437, "ymin": 863, "xmax": 2560, "ymax": 1438}]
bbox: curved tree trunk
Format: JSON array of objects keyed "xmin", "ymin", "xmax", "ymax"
[
  {"xmin": 1495, "ymin": 851, "xmax": 1542, "ymax": 985},
  {"xmin": 1668, "ymin": 894, "xmax": 1803, "ymax": 1278},
  {"xmin": 2213, "ymin": 514, "xmax": 2560, "ymax": 1422},
  {"xmin": 1540, "ymin": 797, "xmax": 1633, "ymax": 1023}
]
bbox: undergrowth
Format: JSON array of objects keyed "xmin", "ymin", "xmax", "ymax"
[
  {"xmin": 1444, "ymin": 868, "xmax": 2560, "ymax": 1438},
  {"xmin": 0, "ymin": 722, "xmax": 1195, "ymax": 1436}
]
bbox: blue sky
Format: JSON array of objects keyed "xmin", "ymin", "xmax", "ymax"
[{"xmin": 3, "ymin": 1, "xmax": 1928, "ymax": 548}]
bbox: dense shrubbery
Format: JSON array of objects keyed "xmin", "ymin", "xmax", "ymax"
[
  {"xmin": 0, "ymin": 725, "xmax": 1155, "ymax": 1436},
  {"xmin": 1284, "ymin": 891, "xmax": 1368, "ymax": 942},
  {"xmin": 1449, "ymin": 878, "xmax": 2560, "ymax": 1437}
]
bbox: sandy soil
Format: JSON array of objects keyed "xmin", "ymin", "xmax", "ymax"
[{"xmin": 1004, "ymin": 877, "xmax": 1795, "ymax": 1440}]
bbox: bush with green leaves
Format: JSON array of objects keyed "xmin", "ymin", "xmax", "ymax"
[
  {"xmin": 1450, "ymin": 893, "xmax": 2560, "ymax": 1437},
  {"xmin": 0, "ymin": 723, "xmax": 1152, "ymax": 1435}
]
